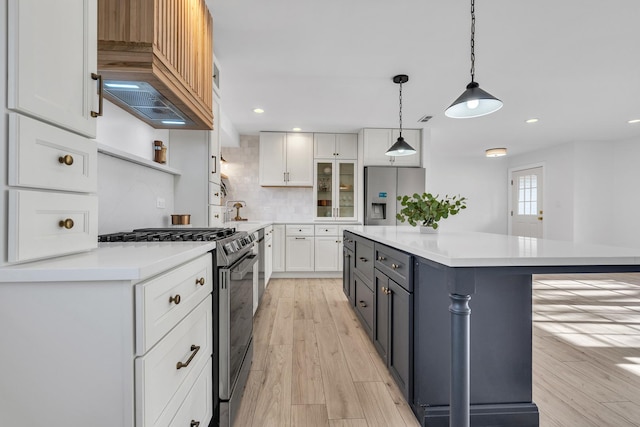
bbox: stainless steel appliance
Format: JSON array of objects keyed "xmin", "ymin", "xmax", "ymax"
[
  {"xmin": 216, "ymin": 231, "xmax": 256, "ymax": 427},
  {"xmin": 97, "ymin": 227, "xmax": 253, "ymax": 427},
  {"xmin": 364, "ymin": 166, "xmax": 425, "ymax": 225}
]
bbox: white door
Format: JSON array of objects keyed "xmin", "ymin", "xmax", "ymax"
[
  {"xmin": 314, "ymin": 133, "xmax": 337, "ymax": 159},
  {"xmin": 285, "ymin": 132, "xmax": 314, "ymax": 186},
  {"xmin": 511, "ymin": 167, "xmax": 544, "ymax": 238},
  {"xmin": 315, "ymin": 237, "xmax": 339, "ymax": 271},
  {"xmin": 363, "ymin": 128, "xmax": 393, "ymax": 166},
  {"xmin": 285, "ymin": 236, "xmax": 315, "ymax": 271},
  {"xmin": 259, "ymin": 132, "xmax": 287, "ymax": 186},
  {"xmin": 335, "ymin": 134, "xmax": 358, "ymax": 159},
  {"xmin": 272, "ymin": 225, "xmax": 286, "ymax": 272},
  {"xmin": 8, "ymin": 0, "xmax": 98, "ymax": 138}
]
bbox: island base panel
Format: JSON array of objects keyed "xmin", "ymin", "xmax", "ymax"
[{"xmin": 421, "ymin": 403, "xmax": 539, "ymax": 427}]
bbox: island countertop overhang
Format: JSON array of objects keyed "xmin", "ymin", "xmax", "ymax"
[{"xmin": 345, "ymin": 226, "xmax": 640, "ymax": 268}]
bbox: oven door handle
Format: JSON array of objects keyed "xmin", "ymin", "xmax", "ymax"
[{"xmin": 230, "ymin": 253, "xmax": 258, "ymax": 280}]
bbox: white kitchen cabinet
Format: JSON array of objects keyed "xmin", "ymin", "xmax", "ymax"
[
  {"xmin": 209, "ymin": 95, "xmax": 221, "ymax": 185},
  {"xmin": 259, "ymin": 132, "xmax": 313, "ymax": 186},
  {"xmin": 272, "ymin": 224, "xmax": 286, "ymax": 272},
  {"xmin": 314, "ymin": 133, "xmax": 358, "ymax": 159},
  {"xmin": 208, "ymin": 205, "xmax": 224, "ymax": 226},
  {"xmin": 315, "ymin": 237, "xmax": 341, "ymax": 271},
  {"xmin": 314, "ymin": 159, "xmax": 357, "ymax": 221},
  {"xmin": 286, "ymin": 236, "xmax": 315, "ymax": 271},
  {"xmin": 0, "ymin": 253, "xmax": 213, "ymax": 427},
  {"xmin": 264, "ymin": 225, "xmax": 274, "ymax": 285},
  {"xmin": 8, "ymin": 0, "xmax": 99, "ymax": 138},
  {"xmin": 362, "ymin": 128, "xmax": 421, "ymax": 167},
  {"xmin": 171, "ymin": 129, "xmax": 221, "ymax": 227},
  {"xmin": 8, "ymin": 189, "xmax": 98, "ymax": 263},
  {"xmin": 9, "ymin": 113, "xmax": 98, "ymax": 193}
]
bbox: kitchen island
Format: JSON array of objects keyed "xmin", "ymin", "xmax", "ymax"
[{"xmin": 343, "ymin": 226, "xmax": 640, "ymax": 427}]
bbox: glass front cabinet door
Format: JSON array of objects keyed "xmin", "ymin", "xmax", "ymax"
[{"xmin": 314, "ymin": 160, "xmax": 357, "ymax": 221}]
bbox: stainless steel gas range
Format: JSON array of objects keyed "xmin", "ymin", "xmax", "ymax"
[{"xmin": 98, "ymin": 227, "xmax": 256, "ymax": 427}]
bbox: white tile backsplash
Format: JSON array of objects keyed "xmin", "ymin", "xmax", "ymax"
[{"xmin": 222, "ymin": 135, "xmax": 314, "ymax": 221}]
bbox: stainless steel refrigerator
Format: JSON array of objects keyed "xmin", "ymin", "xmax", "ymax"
[{"xmin": 364, "ymin": 167, "xmax": 426, "ymax": 225}]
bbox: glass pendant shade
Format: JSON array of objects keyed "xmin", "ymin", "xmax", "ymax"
[
  {"xmin": 386, "ymin": 136, "xmax": 417, "ymax": 156},
  {"xmin": 445, "ymin": 81, "xmax": 503, "ymax": 119}
]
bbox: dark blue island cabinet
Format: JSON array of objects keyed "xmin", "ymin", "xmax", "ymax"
[{"xmin": 343, "ymin": 227, "xmax": 640, "ymax": 427}]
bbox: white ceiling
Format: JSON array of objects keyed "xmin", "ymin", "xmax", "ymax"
[{"xmin": 207, "ymin": 0, "xmax": 640, "ymax": 157}]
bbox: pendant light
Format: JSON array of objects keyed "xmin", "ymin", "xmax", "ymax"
[
  {"xmin": 445, "ymin": 0, "xmax": 503, "ymax": 119},
  {"xmin": 386, "ymin": 75, "xmax": 417, "ymax": 156}
]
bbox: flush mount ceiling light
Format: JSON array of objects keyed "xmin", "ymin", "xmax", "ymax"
[
  {"xmin": 386, "ymin": 74, "xmax": 417, "ymax": 157},
  {"xmin": 485, "ymin": 148, "xmax": 507, "ymax": 157},
  {"xmin": 292, "ymin": 127, "xmax": 302, "ymax": 131},
  {"xmin": 445, "ymin": 0, "xmax": 503, "ymax": 119},
  {"xmin": 525, "ymin": 118, "xmax": 539, "ymax": 124},
  {"xmin": 253, "ymin": 108, "xmax": 265, "ymax": 114},
  {"xmin": 628, "ymin": 119, "xmax": 640, "ymax": 124}
]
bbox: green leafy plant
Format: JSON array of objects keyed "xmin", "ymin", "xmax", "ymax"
[{"xmin": 396, "ymin": 193, "xmax": 467, "ymax": 229}]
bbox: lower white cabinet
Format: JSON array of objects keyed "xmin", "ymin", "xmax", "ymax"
[
  {"xmin": 286, "ymin": 236, "xmax": 315, "ymax": 271},
  {"xmin": 264, "ymin": 225, "xmax": 273, "ymax": 285},
  {"xmin": 315, "ymin": 237, "xmax": 340, "ymax": 271},
  {"xmin": 272, "ymin": 224, "xmax": 286, "ymax": 272},
  {"xmin": 0, "ymin": 253, "xmax": 213, "ymax": 427}
]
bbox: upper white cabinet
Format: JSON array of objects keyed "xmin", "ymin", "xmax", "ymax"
[
  {"xmin": 362, "ymin": 128, "xmax": 421, "ymax": 167},
  {"xmin": 314, "ymin": 159, "xmax": 357, "ymax": 221},
  {"xmin": 8, "ymin": 0, "xmax": 99, "ymax": 138},
  {"xmin": 259, "ymin": 132, "xmax": 314, "ymax": 186},
  {"xmin": 314, "ymin": 133, "xmax": 358, "ymax": 160}
]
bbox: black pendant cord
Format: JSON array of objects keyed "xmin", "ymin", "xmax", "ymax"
[
  {"xmin": 398, "ymin": 81, "xmax": 403, "ymax": 137},
  {"xmin": 470, "ymin": 0, "xmax": 475, "ymax": 83}
]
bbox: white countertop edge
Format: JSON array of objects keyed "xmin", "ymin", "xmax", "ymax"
[
  {"xmin": 0, "ymin": 242, "xmax": 216, "ymax": 283},
  {"xmin": 345, "ymin": 226, "xmax": 640, "ymax": 268}
]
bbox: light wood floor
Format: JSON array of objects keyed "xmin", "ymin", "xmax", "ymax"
[{"xmin": 234, "ymin": 275, "xmax": 640, "ymax": 427}]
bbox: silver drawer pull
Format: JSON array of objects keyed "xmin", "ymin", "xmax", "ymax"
[
  {"xmin": 359, "ymin": 300, "xmax": 367, "ymax": 308},
  {"xmin": 195, "ymin": 277, "xmax": 205, "ymax": 286},
  {"xmin": 58, "ymin": 218, "xmax": 74, "ymax": 229},
  {"xmin": 169, "ymin": 294, "xmax": 181, "ymax": 305},
  {"xmin": 377, "ymin": 255, "xmax": 386, "ymax": 261},
  {"xmin": 176, "ymin": 344, "xmax": 200, "ymax": 369},
  {"xmin": 391, "ymin": 263, "xmax": 399, "ymax": 270},
  {"xmin": 191, "ymin": 421, "xmax": 200, "ymax": 427},
  {"xmin": 58, "ymin": 154, "xmax": 74, "ymax": 166}
]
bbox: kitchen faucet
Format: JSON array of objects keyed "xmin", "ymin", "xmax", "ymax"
[{"xmin": 224, "ymin": 200, "xmax": 246, "ymax": 222}]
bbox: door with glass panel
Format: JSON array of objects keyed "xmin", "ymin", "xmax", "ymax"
[
  {"xmin": 511, "ymin": 166, "xmax": 543, "ymax": 238},
  {"xmin": 314, "ymin": 160, "xmax": 357, "ymax": 221}
]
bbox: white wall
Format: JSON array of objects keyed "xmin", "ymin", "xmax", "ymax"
[
  {"xmin": 221, "ymin": 135, "xmax": 314, "ymax": 221},
  {"xmin": 95, "ymin": 101, "xmax": 174, "ymax": 232},
  {"xmin": 424, "ymin": 143, "xmax": 508, "ymax": 234}
]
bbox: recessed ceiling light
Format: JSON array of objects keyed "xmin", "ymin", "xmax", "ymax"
[
  {"xmin": 253, "ymin": 108, "xmax": 265, "ymax": 114},
  {"xmin": 485, "ymin": 148, "xmax": 507, "ymax": 157},
  {"xmin": 525, "ymin": 118, "xmax": 539, "ymax": 124},
  {"xmin": 628, "ymin": 119, "xmax": 640, "ymax": 124},
  {"xmin": 292, "ymin": 127, "xmax": 302, "ymax": 132}
]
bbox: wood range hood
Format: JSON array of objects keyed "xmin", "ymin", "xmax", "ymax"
[{"xmin": 97, "ymin": 0, "xmax": 213, "ymax": 130}]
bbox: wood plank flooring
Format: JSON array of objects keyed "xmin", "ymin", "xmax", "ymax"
[{"xmin": 235, "ymin": 275, "xmax": 640, "ymax": 426}]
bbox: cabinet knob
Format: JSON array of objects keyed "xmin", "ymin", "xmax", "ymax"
[
  {"xmin": 190, "ymin": 421, "xmax": 201, "ymax": 427},
  {"xmin": 58, "ymin": 218, "xmax": 74, "ymax": 229},
  {"xmin": 58, "ymin": 154, "xmax": 74, "ymax": 166},
  {"xmin": 214, "ymin": 214, "xmax": 220, "ymax": 218},
  {"xmin": 385, "ymin": 288, "xmax": 392, "ymax": 295},
  {"xmin": 176, "ymin": 344, "xmax": 200, "ymax": 369},
  {"xmin": 391, "ymin": 263, "xmax": 399, "ymax": 270},
  {"xmin": 377, "ymin": 255, "xmax": 386, "ymax": 261},
  {"xmin": 195, "ymin": 277, "xmax": 205, "ymax": 286},
  {"xmin": 169, "ymin": 294, "xmax": 181, "ymax": 305},
  {"xmin": 268, "ymin": 244, "xmax": 271, "ymax": 247},
  {"xmin": 214, "ymin": 192, "xmax": 219, "ymax": 197},
  {"xmin": 359, "ymin": 300, "xmax": 367, "ymax": 308}
]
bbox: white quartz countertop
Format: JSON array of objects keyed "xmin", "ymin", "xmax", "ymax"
[
  {"xmin": 0, "ymin": 241, "xmax": 216, "ymax": 283},
  {"xmin": 347, "ymin": 226, "xmax": 640, "ymax": 268}
]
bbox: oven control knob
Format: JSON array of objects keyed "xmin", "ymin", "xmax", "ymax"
[{"xmin": 224, "ymin": 243, "xmax": 234, "ymax": 254}]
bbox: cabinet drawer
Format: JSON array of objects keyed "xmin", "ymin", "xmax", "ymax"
[
  {"xmin": 354, "ymin": 272, "xmax": 374, "ymax": 338},
  {"xmin": 208, "ymin": 182, "xmax": 222, "ymax": 205},
  {"xmin": 9, "ymin": 113, "xmax": 97, "ymax": 192},
  {"xmin": 375, "ymin": 244, "xmax": 413, "ymax": 292},
  {"xmin": 343, "ymin": 231, "xmax": 356, "ymax": 251},
  {"xmin": 315, "ymin": 224, "xmax": 339, "ymax": 235},
  {"xmin": 169, "ymin": 357, "xmax": 212, "ymax": 427},
  {"xmin": 135, "ymin": 253, "xmax": 213, "ymax": 355},
  {"xmin": 8, "ymin": 189, "xmax": 98, "ymax": 263},
  {"xmin": 136, "ymin": 296, "xmax": 212, "ymax": 427},
  {"xmin": 286, "ymin": 224, "xmax": 314, "ymax": 236},
  {"xmin": 354, "ymin": 235, "xmax": 374, "ymax": 282}
]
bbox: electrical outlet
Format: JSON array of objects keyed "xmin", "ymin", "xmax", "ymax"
[{"xmin": 156, "ymin": 197, "xmax": 166, "ymax": 209}]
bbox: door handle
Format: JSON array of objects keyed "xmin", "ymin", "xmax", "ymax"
[
  {"xmin": 195, "ymin": 277, "xmax": 205, "ymax": 286},
  {"xmin": 537, "ymin": 217, "xmax": 543, "ymax": 221},
  {"xmin": 359, "ymin": 257, "xmax": 367, "ymax": 262},
  {"xmin": 176, "ymin": 344, "xmax": 201, "ymax": 369},
  {"xmin": 359, "ymin": 300, "xmax": 367, "ymax": 307},
  {"xmin": 91, "ymin": 73, "xmax": 103, "ymax": 118}
]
